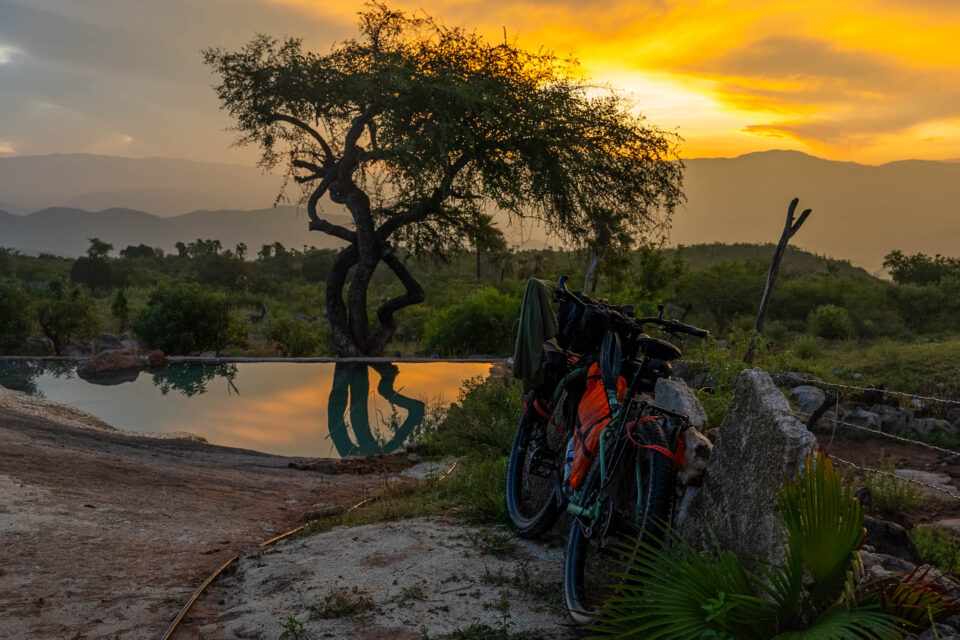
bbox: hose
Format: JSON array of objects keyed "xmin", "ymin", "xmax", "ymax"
[{"xmin": 159, "ymin": 458, "xmax": 458, "ymax": 640}]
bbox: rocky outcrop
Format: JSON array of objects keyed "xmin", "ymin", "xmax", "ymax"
[
  {"xmin": 676, "ymin": 368, "xmax": 817, "ymax": 567},
  {"xmin": 654, "ymin": 378, "xmax": 711, "ymax": 485},
  {"xmin": 863, "ymin": 516, "xmax": 922, "ymax": 564},
  {"xmin": 77, "ymin": 349, "xmax": 166, "ymax": 380},
  {"xmin": 654, "ymin": 378, "xmax": 708, "ymax": 428},
  {"xmin": 98, "ymin": 332, "xmax": 123, "ymax": 352}
]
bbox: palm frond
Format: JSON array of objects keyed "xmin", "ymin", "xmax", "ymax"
[
  {"xmin": 781, "ymin": 451, "xmax": 866, "ymax": 609},
  {"xmin": 772, "ymin": 607, "xmax": 905, "ymax": 640}
]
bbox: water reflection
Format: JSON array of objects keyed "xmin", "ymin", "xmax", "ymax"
[
  {"xmin": 0, "ymin": 360, "xmax": 491, "ymax": 458},
  {"xmin": 152, "ymin": 363, "xmax": 239, "ymax": 397},
  {"xmin": 327, "ymin": 362, "xmax": 426, "ymax": 457}
]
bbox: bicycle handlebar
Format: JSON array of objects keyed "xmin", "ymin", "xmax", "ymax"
[{"xmin": 556, "ymin": 275, "xmax": 709, "ymax": 340}]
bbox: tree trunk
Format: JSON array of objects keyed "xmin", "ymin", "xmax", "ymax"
[
  {"xmin": 744, "ymin": 197, "xmax": 812, "ymax": 364},
  {"xmin": 584, "ymin": 251, "xmax": 600, "ymax": 292}
]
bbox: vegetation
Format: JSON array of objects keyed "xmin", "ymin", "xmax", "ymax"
[
  {"xmin": 591, "ymin": 452, "xmax": 957, "ymax": 639},
  {"xmin": 202, "ymin": 3, "xmax": 682, "ymax": 356}
]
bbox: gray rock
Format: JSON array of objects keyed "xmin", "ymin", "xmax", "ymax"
[
  {"xmin": 871, "ymin": 404, "xmax": 913, "ymax": 434},
  {"xmin": 909, "ymin": 417, "xmax": 954, "ymax": 436},
  {"xmin": 676, "ymin": 368, "xmax": 816, "ymax": 568},
  {"xmin": 789, "ymin": 385, "xmax": 826, "ymax": 415},
  {"xmin": 120, "ymin": 338, "xmax": 140, "ymax": 354},
  {"xmin": 894, "ymin": 469, "xmax": 959, "ymax": 497},
  {"xmin": 842, "ymin": 408, "xmax": 881, "ymax": 430},
  {"xmin": 654, "ymin": 378, "xmax": 708, "ymax": 428},
  {"xmin": 99, "ymin": 332, "xmax": 123, "ymax": 351},
  {"xmin": 911, "ymin": 624, "xmax": 960, "ymax": 640},
  {"xmin": 863, "ymin": 516, "xmax": 921, "ymax": 564},
  {"xmin": 860, "ymin": 549, "xmax": 917, "ymax": 577}
]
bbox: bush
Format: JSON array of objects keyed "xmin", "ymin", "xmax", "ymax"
[
  {"xmin": 35, "ymin": 279, "xmax": 99, "ymax": 355},
  {"xmin": 0, "ymin": 279, "xmax": 32, "ymax": 353},
  {"xmin": 423, "ymin": 287, "xmax": 521, "ymax": 357},
  {"xmin": 262, "ymin": 308, "xmax": 330, "ymax": 357},
  {"xmin": 808, "ymin": 304, "xmax": 851, "ymax": 339},
  {"xmin": 133, "ymin": 282, "xmax": 239, "ymax": 354}
]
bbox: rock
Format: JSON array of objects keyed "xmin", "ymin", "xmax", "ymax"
[
  {"xmin": 946, "ymin": 407, "xmax": 960, "ymax": 428},
  {"xmin": 842, "ymin": 408, "xmax": 881, "ymax": 430},
  {"xmin": 930, "ymin": 519, "xmax": 960, "ymax": 537},
  {"xmin": 25, "ymin": 335, "xmax": 54, "ymax": 356},
  {"xmin": 894, "ymin": 469, "xmax": 959, "ymax": 497},
  {"xmin": 676, "ymin": 368, "xmax": 817, "ymax": 568},
  {"xmin": 77, "ymin": 350, "xmax": 142, "ymax": 376},
  {"xmin": 863, "ymin": 516, "xmax": 922, "ymax": 564},
  {"xmin": 871, "ymin": 404, "xmax": 913, "ymax": 434},
  {"xmin": 63, "ymin": 339, "xmax": 94, "ymax": 357},
  {"xmin": 909, "ymin": 417, "xmax": 954, "ymax": 436},
  {"xmin": 860, "ymin": 549, "xmax": 917, "ymax": 577},
  {"xmin": 772, "ymin": 371, "xmax": 816, "ymax": 387},
  {"xmin": 654, "ymin": 378, "xmax": 708, "ymax": 429},
  {"xmin": 678, "ymin": 429, "xmax": 712, "ymax": 486},
  {"xmin": 120, "ymin": 338, "xmax": 140, "ymax": 354},
  {"xmin": 789, "ymin": 385, "xmax": 826, "ymax": 415},
  {"xmin": 143, "ymin": 349, "xmax": 166, "ymax": 368},
  {"xmin": 98, "ymin": 333, "xmax": 123, "ymax": 351},
  {"xmin": 690, "ymin": 372, "xmax": 719, "ymax": 390}
]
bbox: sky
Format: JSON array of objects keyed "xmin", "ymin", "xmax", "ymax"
[{"xmin": 1, "ymin": 0, "xmax": 959, "ymax": 166}]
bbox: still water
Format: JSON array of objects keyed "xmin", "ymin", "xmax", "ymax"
[{"xmin": 0, "ymin": 360, "xmax": 493, "ymax": 458}]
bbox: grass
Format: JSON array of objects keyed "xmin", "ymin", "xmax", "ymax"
[
  {"xmin": 913, "ymin": 525, "xmax": 960, "ymax": 576},
  {"xmin": 309, "ymin": 586, "xmax": 375, "ymax": 619},
  {"xmin": 300, "ymin": 374, "xmax": 520, "ymax": 538},
  {"xmin": 842, "ymin": 451, "xmax": 926, "ymax": 516}
]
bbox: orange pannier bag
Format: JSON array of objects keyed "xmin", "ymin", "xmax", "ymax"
[{"xmin": 570, "ymin": 363, "xmax": 627, "ymax": 489}]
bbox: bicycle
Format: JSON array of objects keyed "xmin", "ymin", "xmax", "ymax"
[{"xmin": 504, "ymin": 276, "xmax": 708, "ymax": 623}]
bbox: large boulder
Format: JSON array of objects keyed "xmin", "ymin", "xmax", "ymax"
[
  {"xmin": 77, "ymin": 350, "xmax": 142, "ymax": 376},
  {"xmin": 654, "ymin": 378, "xmax": 708, "ymax": 428},
  {"xmin": 98, "ymin": 332, "xmax": 123, "ymax": 352},
  {"xmin": 24, "ymin": 334, "xmax": 54, "ymax": 356},
  {"xmin": 790, "ymin": 385, "xmax": 826, "ymax": 415},
  {"xmin": 675, "ymin": 368, "xmax": 817, "ymax": 568},
  {"xmin": 842, "ymin": 408, "xmax": 882, "ymax": 430},
  {"xmin": 871, "ymin": 404, "xmax": 913, "ymax": 434}
]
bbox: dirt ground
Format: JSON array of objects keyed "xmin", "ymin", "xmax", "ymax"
[{"xmin": 0, "ymin": 406, "xmax": 396, "ymax": 640}]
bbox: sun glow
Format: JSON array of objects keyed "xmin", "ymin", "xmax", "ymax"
[{"xmin": 263, "ymin": 0, "xmax": 960, "ymax": 162}]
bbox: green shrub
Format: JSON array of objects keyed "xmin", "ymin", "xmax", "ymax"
[
  {"xmin": 913, "ymin": 525, "xmax": 960, "ymax": 576},
  {"xmin": 0, "ymin": 279, "xmax": 32, "ymax": 353},
  {"xmin": 808, "ymin": 304, "xmax": 851, "ymax": 339},
  {"xmin": 262, "ymin": 308, "xmax": 330, "ymax": 357},
  {"xmin": 133, "ymin": 282, "xmax": 239, "ymax": 354},
  {"xmin": 423, "ymin": 288, "xmax": 520, "ymax": 357},
  {"xmin": 35, "ymin": 279, "xmax": 99, "ymax": 355}
]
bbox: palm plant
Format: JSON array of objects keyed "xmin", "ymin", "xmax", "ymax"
[{"xmin": 590, "ymin": 450, "xmax": 957, "ymax": 639}]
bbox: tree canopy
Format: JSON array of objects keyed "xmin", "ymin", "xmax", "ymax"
[{"xmin": 203, "ymin": 3, "xmax": 683, "ymax": 356}]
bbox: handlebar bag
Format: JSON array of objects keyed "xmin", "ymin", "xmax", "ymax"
[{"xmin": 570, "ymin": 362, "xmax": 627, "ymax": 489}]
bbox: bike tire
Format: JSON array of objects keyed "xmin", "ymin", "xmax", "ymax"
[
  {"xmin": 563, "ymin": 420, "xmax": 674, "ymax": 627},
  {"xmin": 505, "ymin": 408, "xmax": 567, "ymax": 539}
]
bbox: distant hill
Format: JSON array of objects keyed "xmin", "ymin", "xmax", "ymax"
[
  {"xmin": 2, "ymin": 150, "xmax": 959, "ymax": 270},
  {"xmin": 679, "ymin": 150, "xmax": 960, "ymax": 272},
  {"xmin": 664, "ymin": 242, "xmax": 875, "ymax": 279},
  {"xmin": 0, "ymin": 154, "xmax": 283, "ymax": 217},
  {"xmin": 0, "ymin": 206, "xmax": 348, "ymax": 257}
]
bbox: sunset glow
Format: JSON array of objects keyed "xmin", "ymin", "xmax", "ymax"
[{"xmin": 268, "ymin": 0, "xmax": 960, "ymax": 163}]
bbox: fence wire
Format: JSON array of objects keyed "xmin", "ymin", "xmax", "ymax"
[
  {"xmin": 796, "ymin": 410, "xmax": 960, "ymax": 459},
  {"xmin": 830, "ymin": 454, "xmax": 960, "ymax": 502},
  {"xmin": 777, "ymin": 372, "xmax": 960, "ymax": 407}
]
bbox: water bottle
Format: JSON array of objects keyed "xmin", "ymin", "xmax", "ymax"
[{"xmin": 563, "ymin": 437, "xmax": 575, "ymax": 486}]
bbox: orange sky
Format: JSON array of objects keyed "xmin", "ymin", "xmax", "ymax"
[
  {"xmin": 0, "ymin": 0, "xmax": 957, "ymax": 164},
  {"xmin": 269, "ymin": 0, "xmax": 960, "ymax": 163}
]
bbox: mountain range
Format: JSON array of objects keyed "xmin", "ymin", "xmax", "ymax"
[{"xmin": 1, "ymin": 151, "xmax": 958, "ymax": 271}]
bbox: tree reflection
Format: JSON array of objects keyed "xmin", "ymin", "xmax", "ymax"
[
  {"xmin": 0, "ymin": 360, "xmax": 77, "ymax": 396},
  {"xmin": 327, "ymin": 363, "xmax": 426, "ymax": 457},
  {"xmin": 150, "ymin": 363, "xmax": 239, "ymax": 397}
]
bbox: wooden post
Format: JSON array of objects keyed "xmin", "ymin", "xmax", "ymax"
[{"xmin": 744, "ymin": 197, "xmax": 812, "ymax": 364}]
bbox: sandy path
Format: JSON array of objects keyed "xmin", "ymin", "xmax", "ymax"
[{"xmin": 0, "ymin": 407, "xmax": 391, "ymax": 639}]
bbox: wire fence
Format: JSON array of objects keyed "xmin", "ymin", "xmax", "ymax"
[
  {"xmin": 777, "ymin": 372, "xmax": 960, "ymax": 408},
  {"xmin": 830, "ymin": 454, "xmax": 960, "ymax": 502},
  {"xmin": 764, "ymin": 370, "xmax": 960, "ymax": 500}
]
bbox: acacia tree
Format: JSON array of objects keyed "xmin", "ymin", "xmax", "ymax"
[{"xmin": 203, "ymin": 4, "xmax": 683, "ymax": 356}]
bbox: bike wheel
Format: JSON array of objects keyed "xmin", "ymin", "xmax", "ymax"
[
  {"xmin": 563, "ymin": 421, "xmax": 674, "ymax": 626},
  {"xmin": 505, "ymin": 405, "xmax": 568, "ymax": 539}
]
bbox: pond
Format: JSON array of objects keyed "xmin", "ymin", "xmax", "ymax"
[{"xmin": 0, "ymin": 360, "xmax": 494, "ymax": 458}]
